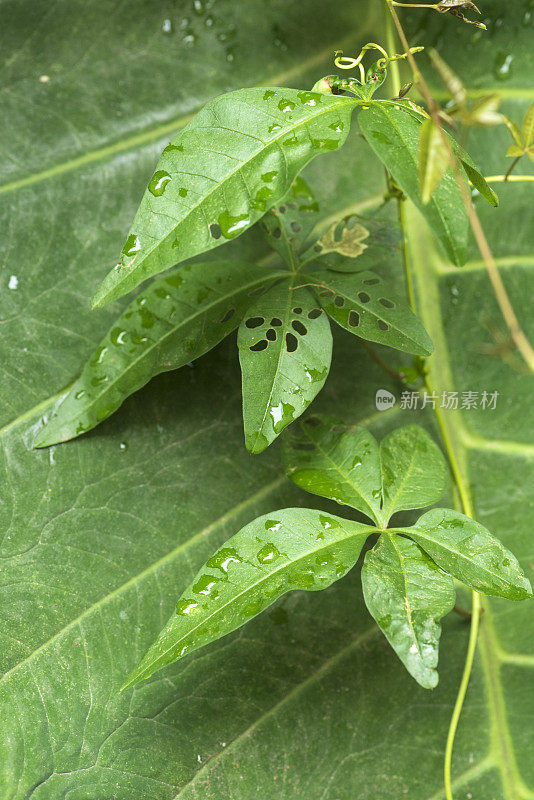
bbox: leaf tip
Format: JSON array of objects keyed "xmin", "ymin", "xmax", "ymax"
[
  {"xmin": 422, "ymin": 670, "xmax": 439, "ymax": 690},
  {"xmin": 91, "ymin": 290, "xmax": 108, "ymax": 310},
  {"xmin": 515, "ymin": 577, "xmax": 533, "ymax": 600},
  {"xmin": 32, "ymin": 425, "xmax": 55, "ymax": 449}
]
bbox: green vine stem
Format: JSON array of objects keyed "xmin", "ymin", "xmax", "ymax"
[
  {"xmin": 486, "ymin": 172, "xmax": 534, "ymax": 183},
  {"xmin": 384, "ymin": 0, "xmax": 534, "ymax": 373},
  {"xmin": 383, "ymin": 7, "xmax": 483, "ymax": 798},
  {"xmin": 398, "ymin": 194, "xmax": 482, "ymax": 800}
]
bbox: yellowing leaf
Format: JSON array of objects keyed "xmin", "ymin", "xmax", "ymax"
[
  {"xmin": 468, "ymin": 94, "xmax": 502, "ymax": 127},
  {"xmin": 506, "ymin": 143, "xmax": 526, "ymax": 158},
  {"xmin": 314, "ymin": 218, "xmax": 369, "ymax": 258},
  {"xmin": 521, "ymin": 101, "xmax": 534, "ymax": 147},
  {"xmin": 503, "ymin": 115, "xmax": 524, "ymax": 147}
]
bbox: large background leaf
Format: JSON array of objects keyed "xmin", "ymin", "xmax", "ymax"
[{"xmin": 1, "ymin": 2, "xmax": 533, "ymax": 799}]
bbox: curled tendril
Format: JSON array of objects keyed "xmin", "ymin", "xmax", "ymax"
[{"xmin": 334, "ymin": 43, "xmax": 424, "ymax": 80}]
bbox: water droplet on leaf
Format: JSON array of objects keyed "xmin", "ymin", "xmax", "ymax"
[{"xmin": 149, "ymin": 170, "xmax": 172, "ymax": 197}]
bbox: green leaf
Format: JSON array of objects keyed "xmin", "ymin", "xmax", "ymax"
[
  {"xmin": 359, "ymin": 102, "xmax": 468, "ymax": 266},
  {"xmin": 521, "ymin": 101, "xmax": 534, "ymax": 147},
  {"xmin": 379, "ymin": 424, "xmax": 448, "ymax": 522},
  {"xmin": 458, "ymin": 156, "xmax": 499, "ymax": 206},
  {"xmin": 282, "ymin": 418, "xmax": 449, "ymax": 526},
  {"xmin": 92, "ymin": 88, "xmax": 358, "ymax": 307},
  {"xmin": 123, "ymin": 508, "xmax": 374, "ymax": 688},
  {"xmin": 503, "ymin": 114, "xmax": 524, "ymax": 147},
  {"xmin": 448, "ymin": 136, "xmax": 499, "ymax": 207},
  {"xmin": 282, "ymin": 414, "xmax": 383, "ymax": 523},
  {"xmin": 3, "ymin": 1, "xmax": 534, "ymax": 797},
  {"xmin": 506, "ymin": 143, "xmax": 526, "ymax": 157},
  {"xmin": 34, "ymin": 261, "xmax": 286, "ymax": 447},
  {"xmin": 419, "ymin": 117, "xmax": 450, "ymax": 204},
  {"xmin": 361, "ymin": 533, "xmax": 456, "ymax": 688},
  {"xmin": 404, "ymin": 508, "xmax": 533, "ymax": 600},
  {"xmin": 307, "ymin": 268, "xmax": 433, "ymax": 355},
  {"xmin": 259, "ymin": 176, "xmax": 320, "ymax": 267},
  {"xmin": 238, "ymin": 281, "xmax": 332, "ymax": 453}
]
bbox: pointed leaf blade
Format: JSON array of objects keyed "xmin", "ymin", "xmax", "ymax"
[
  {"xmin": 521, "ymin": 101, "xmax": 534, "ymax": 147},
  {"xmin": 506, "ymin": 143, "xmax": 526, "ymax": 158},
  {"xmin": 282, "ymin": 414, "xmax": 382, "ymax": 524},
  {"xmin": 238, "ymin": 282, "xmax": 332, "ymax": 453},
  {"xmin": 419, "ymin": 117, "xmax": 449, "ymax": 204},
  {"xmin": 361, "ymin": 533, "xmax": 456, "ymax": 689},
  {"xmin": 459, "ymin": 157, "xmax": 499, "ymax": 207},
  {"xmin": 35, "ymin": 261, "xmax": 284, "ymax": 446},
  {"xmin": 449, "ymin": 136, "xmax": 499, "ymax": 207},
  {"xmin": 380, "ymin": 425, "xmax": 448, "ymax": 522},
  {"xmin": 93, "ymin": 88, "xmax": 358, "ymax": 306},
  {"xmin": 123, "ymin": 508, "xmax": 374, "ymax": 688},
  {"xmin": 359, "ymin": 103, "xmax": 468, "ymax": 266},
  {"xmin": 406, "ymin": 509, "xmax": 533, "ymax": 600},
  {"xmin": 502, "ymin": 115, "xmax": 524, "ymax": 147},
  {"xmin": 308, "ymin": 269, "xmax": 433, "ymax": 356}
]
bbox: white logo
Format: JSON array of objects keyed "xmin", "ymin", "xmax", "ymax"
[{"xmin": 375, "ymin": 389, "xmax": 396, "ymax": 411}]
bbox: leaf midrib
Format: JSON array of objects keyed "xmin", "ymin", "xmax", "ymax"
[
  {"xmin": 388, "ymin": 535, "xmax": 419, "ymax": 651},
  {"xmin": 99, "ymin": 93, "xmax": 359, "ymax": 303},
  {"xmin": 404, "ymin": 200, "xmax": 533, "ymax": 797},
  {"xmin": 0, "ymin": 27, "xmax": 373, "ymax": 198},
  {"xmin": 309, "ymin": 270, "xmax": 430, "ymax": 353},
  {"xmin": 40, "ymin": 267, "xmax": 288, "ymax": 444},
  {"xmin": 381, "ymin": 440, "xmax": 419, "ymax": 522},
  {"xmin": 394, "ymin": 522, "xmax": 511, "ymax": 591},
  {"xmin": 171, "ymin": 624, "xmax": 379, "ymax": 799},
  {"xmin": 250, "ymin": 275, "xmax": 293, "ymax": 451},
  {"xmin": 133, "ymin": 517, "xmax": 374, "ymax": 684},
  {"xmin": 301, "ymin": 425, "xmax": 380, "ymax": 523}
]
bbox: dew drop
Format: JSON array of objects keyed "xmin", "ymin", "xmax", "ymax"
[
  {"xmin": 90, "ymin": 346, "xmax": 108, "ymax": 366},
  {"xmin": 111, "ymin": 328, "xmax": 128, "ymax": 345},
  {"xmin": 297, "ymin": 91, "xmax": 318, "ymax": 106},
  {"xmin": 217, "ymin": 210, "xmax": 250, "ymax": 239},
  {"xmin": 193, "ymin": 574, "xmax": 220, "ymax": 596},
  {"xmin": 265, "ymin": 519, "xmax": 282, "ymax": 532},
  {"xmin": 206, "ymin": 547, "xmax": 243, "ymax": 574},
  {"xmin": 494, "ymin": 52, "xmax": 513, "ymax": 81},
  {"xmin": 122, "ymin": 234, "xmax": 141, "ymax": 258},
  {"xmin": 278, "ymin": 98, "xmax": 296, "ymax": 112},
  {"xmin": 270, "ymin": 401, "xmax": 295, "ymax": 433},
  {"xmin": 257, "ymin": 543, "xmax": 281, "ymax": 564},
  {"xmin": 149, "ymin": 170, "xmax": 172, "ymax": 197},
  {"xmin": 91, "ymin": 375, "xmax": 108, "ymax": 387},
  {"xmin": 176, "ymin": 599, "xmax": 199, "ymax": 615}
]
